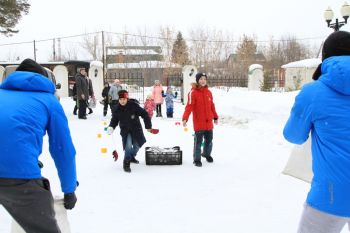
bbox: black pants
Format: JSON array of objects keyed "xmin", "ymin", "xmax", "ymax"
[
  {"xmin": 156, "ymin": 104, "xmax": 162, "ymax": 117},
  {"xmin": 103, "ymin": 103, "xmax": 112, "ymax": 116},
  {"xmin": 78, "ymin": 99, "xmax": 87, "ymax": 118},
  {"xmin": 0, "ymin": 178, "xmax": 61, "ymax": 233}
]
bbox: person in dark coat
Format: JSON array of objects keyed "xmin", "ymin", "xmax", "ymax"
[
  {"xmin": 0, "ymin": 59, "xmax": 78, "ymax": 233},
  {"xmin": 107, "ymin": 90, "xmax": 152, "ymax": 173},
  {"xmin": 75, "ymin": 67, "xmax": 89, "ymax": 119},
  {"xmin": 101, "ymin": 82, "xmax": 111, "ymax": 117}
]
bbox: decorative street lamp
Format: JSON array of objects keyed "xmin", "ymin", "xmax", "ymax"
[{"xmin": 324, "ymin": 2, "xmax": 350, "ymax": 31}]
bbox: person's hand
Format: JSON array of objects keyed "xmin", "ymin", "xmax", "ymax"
[
  {"xmin": 214, "ymin": 119, "xmax": 218, "ymax": 125},
  {"xmin": 107, "ymin": 127, "xmax": 114, "ymax": 135},
  {"xmin": 81, "ymin": 94, "xmax": 85, "ymax": 100},
  {"xmin": 182, "ymin": 120, "xmax": 187, "ymax": 127},
  {"xmin": 64, "ymin": 192, "xmax": 77, "ymax": 210}
]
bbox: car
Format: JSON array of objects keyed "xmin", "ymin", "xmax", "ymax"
[{"xmin": 1, "ymin": 65, "xmax": 61, "ymax": 100}]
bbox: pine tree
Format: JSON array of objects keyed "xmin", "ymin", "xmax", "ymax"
[
  {"xmin": 171, "ymin": 32, "xmax": 190, "ymax": 65},
  {"xmin": 235, "ymin": 34, "xmax": 257, "ymax": 71},
  {"xmin": 0, "ymin": 0, "xmax": 30, "ymax": 36}
]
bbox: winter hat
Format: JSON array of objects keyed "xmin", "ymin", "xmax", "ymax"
[
  {"xmin": 195, "ymin": 72, "xmax": 207, "ymax": 83},
  {"xmin": 313, "ymin": 31, "xmax": 350, "ymax": 80},
  {"xmin": 16, "ymin": 58, "xmax": 48, "ymax": 77},
  {"xmin": 118, "ymin": 90, "xmax": 129, "ymax": 99},
  {"xmin": 146, "ymin": 94, "xmax": 154, "ymax": 100}
]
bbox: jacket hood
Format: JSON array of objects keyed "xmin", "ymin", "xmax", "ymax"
[
  {"xmin": 0, "ymin": 71, "xmax": 55, "ymax": 93},
  {"xmin": 320, "ymin": 56, "xmax": 350, "ymax": 95}
]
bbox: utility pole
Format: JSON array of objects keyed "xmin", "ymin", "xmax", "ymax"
[
  {"xmin": 53, "ymin": 38, "xmax": 56, "ymax": 61},
  {"xmin": 58, "ymin": 38, "xmax": 61, "ymax": 61},
  {"xmin": 102, "ymin": 31, "xmax": 106, "ymax": 84},
  {"xmin": 33, "ymin": 40, "xmax": 37, "ymax": 61}
]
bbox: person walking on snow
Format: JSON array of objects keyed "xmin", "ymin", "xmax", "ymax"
[
  {"xmin": 0, "ymin": 59, "xmax": 78, "ymax": 233},
  {"xmin": 284, "ymin": 31, "xmax": 350, "ymax": 233},
  {"xmin": 182, "ymin": 72, "xmax": 218, "ymax": 167},
  {"xmin": 107, "ymin": 90, "xmax": 152, "ymax": 173}
]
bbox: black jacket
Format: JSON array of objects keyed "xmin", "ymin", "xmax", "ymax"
[
  {"xmin": 110, "ymin": 100, "xmax": 152, "ymax": 149},
  {"xmin": 102, "ymin": 85, "xmax": 110, "ymax": 103}
]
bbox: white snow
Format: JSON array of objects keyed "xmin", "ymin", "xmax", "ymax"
[
  {"xmin": 248, "ymin": 64, "xmax": 263, "ymax": 72},
  {"xmin": 1, "ymin": 87, "xmax": 348, "ymax": 233},
  {"xmin": 281, "ymin": 58, "xmax": 321, "ymax": 69}
]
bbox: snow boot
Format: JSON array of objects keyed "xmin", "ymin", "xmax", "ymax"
[
  {"xmin": 202, "ymin": 154, "xmax": 214, "ymax": 163},
  {"xmin": 123, "ymin": 160, "xmax": 131, "ymax": 173},
  {"xmin": 193, "ymin": 160, "xmax": 202, "ymax": 167},
  {"xmin": 130, "ymin": 157, "xmax": 139, "ymax": 164}
]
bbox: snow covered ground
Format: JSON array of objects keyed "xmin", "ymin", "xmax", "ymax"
[{"xmin": 1, "ymin": 87, "xmax": 348, "ymax": 233}]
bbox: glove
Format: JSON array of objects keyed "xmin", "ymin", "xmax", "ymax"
[
  {"xmin": 64, "ymin": 192, "xmax": 77, "ymax": 210},
  {"xmin": 107, "ymin": 127, "xmax": 114, "ymax": 135}
]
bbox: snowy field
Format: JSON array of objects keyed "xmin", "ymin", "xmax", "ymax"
[{"xmin": 1, "ymin": 87, "xmax": 348, "ymax": 233}]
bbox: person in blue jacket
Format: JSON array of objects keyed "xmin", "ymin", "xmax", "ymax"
[
  {"xmin": 0, "ymin": 59, "xmax": 78, "ymax": 233},
  {"xmin": 283, "ymin": 31, "xmax": 350, "ymax": 233}
]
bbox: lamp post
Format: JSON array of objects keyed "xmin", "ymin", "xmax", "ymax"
[{"xmin": 324, "ymin": 2, "xmax": 350, "ymax": 31}]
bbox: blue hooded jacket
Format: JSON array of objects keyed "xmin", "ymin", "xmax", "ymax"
[
  {"xmin": 284, "ymin": 56, "xmax": 350, "ymax": 217},
  {"xmin": 0, "ymin": 71, "xmax": 77, "ymax": 193}
]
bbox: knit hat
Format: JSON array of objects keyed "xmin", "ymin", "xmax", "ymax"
[
  {"xmin": 195, "ymin": 72, "xmax": 207, "ymax": 83},
  {"xmin": 16, "ymin": 58, "xmax": 48, "ymax": 77},
  {"xmin": 313, "ymin": 31, "xmax": 350, "ymax": 80},
  {"xmin": 118, "ymin": 90, "xmax": 129, "ymax": 99}
]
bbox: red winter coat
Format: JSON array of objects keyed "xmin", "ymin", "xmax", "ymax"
[{"xmin": 182, "ymin": 85, "xmax": 218, "ymax": 131}]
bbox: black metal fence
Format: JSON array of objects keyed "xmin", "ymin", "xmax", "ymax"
[
  {"xmin": 207, "ymin": 74, "xmax": 248, "ymax": 88},
  {"xmin": 107, "ymin": 71, "xmax": 145, "ymax": 103}
]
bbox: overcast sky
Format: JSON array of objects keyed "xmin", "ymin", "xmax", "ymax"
[{"xmin": 0, "ymin": 0, "xmax": 349, "ymax": 61}]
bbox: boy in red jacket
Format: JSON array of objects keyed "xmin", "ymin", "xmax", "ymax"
[{"xmin": 182, "ymin": 73, "xmax": 219, "ymax": 167}]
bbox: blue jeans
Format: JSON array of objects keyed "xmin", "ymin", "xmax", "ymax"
[
  {"xmin": 124, "ymin": 134, "xmax": 140, "ymax": 162},
  {"xmin": 193, "ymin": 130, "xmax": 213, "ymax": 161}
]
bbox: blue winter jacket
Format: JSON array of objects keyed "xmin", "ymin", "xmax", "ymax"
[
  {"xmin": 0, "ymin": 71, "xmax": 77, "ymax": 194},
  {"xmin": 284, "ymin": 56, "xmax": 350, "ymax": 217}
]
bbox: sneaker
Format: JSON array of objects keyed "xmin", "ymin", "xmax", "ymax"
[
  {"xmin": 202, "ymin": 154, "xmax": 214, "ymax": 163},
  {"xmin": 130, "ymin": 157, "xmax": 139, "ymax": 164},
  {"xmin": 193, "ymin": 160, "xmax": 202, "ymax": 167},
  {"xmin": 88, "ymin": 108, "xmax": 93, "ymax": 114},
  {"xmin": 123, "ymin": 160, "xmax": 131, "ymax": 173}
]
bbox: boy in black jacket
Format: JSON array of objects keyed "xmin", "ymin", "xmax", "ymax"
[{"xmin": 107, "ymin": 90, "xmax": 152, "ymax": 172}]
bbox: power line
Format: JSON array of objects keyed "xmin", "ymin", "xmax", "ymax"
[{"xmin": 0, "ymin": 30, "xmax": 325, "ymax": 48}]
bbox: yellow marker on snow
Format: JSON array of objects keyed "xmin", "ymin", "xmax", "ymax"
[
  {"xmin": 97, "ymin": 133, "xmax": 102, "ymax": 138},
  {"xmin": 103, "ymin": 122, "xmax": 107, "ymax": 126},
  {"xmin": 101, "ymin": 148, "xmax": 107, "ymax": 153},
  {"xmin": 184, "ymin": 127, "xmax": 188, "ymax": 132}
]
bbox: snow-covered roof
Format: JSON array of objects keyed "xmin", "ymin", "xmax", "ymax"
[
  {"xmin": 90, "ymin": 61, "xmax": 103, "ymax": 68},
  {"xmin": 281, "ymin": 58, "xmax": 321, "ymax": 69},
  {"xmin": 249, "ymin": 64, "xmax": 263, "ymax": 72},
  {"xmin": 107, "ymin": 61, "xmax": 181, "ymax": 69}
]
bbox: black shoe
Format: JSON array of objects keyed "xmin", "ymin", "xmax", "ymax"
[
  {"xmin": 78, "ymin": 116, "xmax": 87, "ymax": 120},
  {"xmin": 130, "ymin": 157, "xmax": 139, "ymax": 164},
  {"xmin": 202, "ymin": 154, "xmax": 214, "ymax": 163},
  {"xmin": 73, "ymin": 111, "xmax": 77, "ymax": 115},
  {"xmin": 88, "ymin": 108, "xmax": 93, "ymax": 114},
  {"xmin": 123, "ymin": 160, "xmax": 131, "ymax": 173},
  {"xmin": 193, "ymin": 160, "xmax": 202, "ymax": 167}
]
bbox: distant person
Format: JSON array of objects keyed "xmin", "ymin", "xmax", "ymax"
[
  {"xmin": 182, "ymin": 73, "xmax": 218, "ymax": 167},
  {"xmin": 283, "ymin": 31, "xmax": 350, "ymax": 233},
  {"xmin": 75, "ymin": 67, "xmax": 89, "ymax": 119},
  {"xmin": 109, "ymin": 79, "xmax": 123, "ymax": 110},
  {"xmin": 152, "ymin": 80, "xmax": 163, "ymax": 117},
  {"xmin": 163, "ymin": 86, "xmax": 177, "ymax": 118},
  {"xmin": 107, "ymin": 90, "xmax": 152, "ymax": 173},
  {"xmin": 101, "ymin": 82, "xmax": 111, "ymax": 117},
  {"xmin": 0, "ymin": 58, "xmax": 78, "ymax": 233}
]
